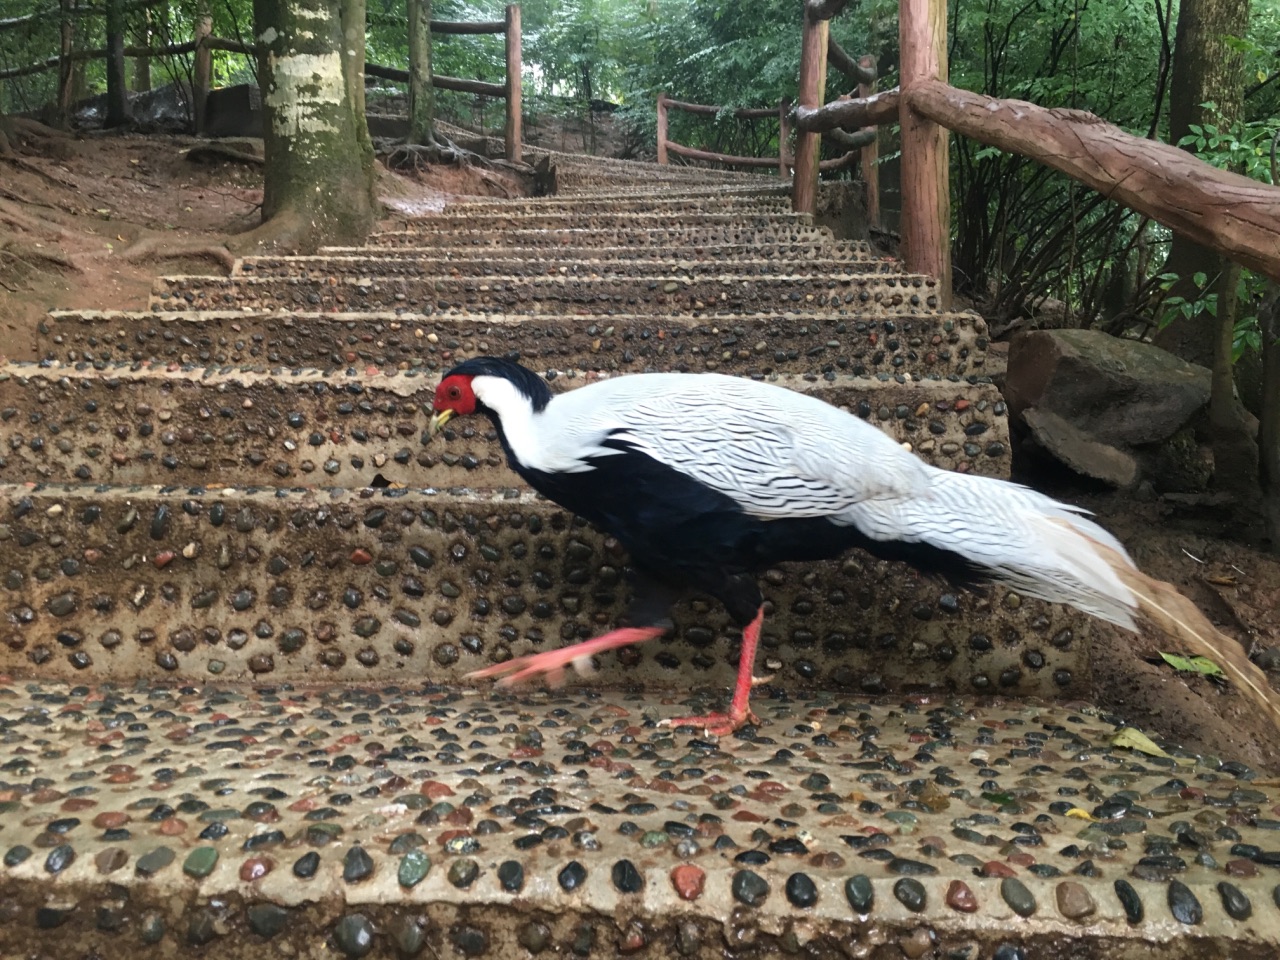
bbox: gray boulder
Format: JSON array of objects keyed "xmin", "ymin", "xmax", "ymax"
[{"xmin": 1006, "ymin": 329, "xmax": 1211, "ymax": 447}]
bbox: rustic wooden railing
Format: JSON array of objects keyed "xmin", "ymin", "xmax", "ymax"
[
  {"xmin": 793, "ymin": 0, "xmax": 1280, "ymax": 304},
  {"xmin": 0, "ymin": 4, "xmax": 524, "ymax": 162},
  {"xmin": 655, "ymin": 91, "xmax": 859, "ymax": 178}
]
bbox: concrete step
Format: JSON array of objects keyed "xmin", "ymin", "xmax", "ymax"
[
  {"xmin": 4, "ymin": 683, "xmax": 1258, "ymax": 960},
  {"xmin": 40, "ymin": 310, "xmax": 992, "ymax": 381},
  {"xmin": 436, "ymin": 196, "xmax": 794, "ymax": 216},
  {"xmin": 232, "ymin": 256, "xmax": 901, "ymax": 281},
  {"xmin": 0, "ymin": 364, "xmax": 1009, "ymax": 489},
  {"xmin": 368, "ymin": 224, "xmax": 836, "ymax": 249},
  {"xmin": 384, "ymin": 212, "xmax": 812, "ymax": 233},
  {"xmin": 448, "ymin": 184, "xmax": 792, "ymax": 207},
  {"xmin": 0, "ymin": 482, "xmax": 1085, "ymax": 692},
  {"xmin": 147, "ymin": 274, "xmax": 945, "ymax": 318},
  {"xmin": 318, "ymin": 241, "xmax": 874, "ymax": 262}
]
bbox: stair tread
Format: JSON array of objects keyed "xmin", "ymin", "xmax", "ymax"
[{"xmin": 0, "ymin": 678, "xmax": 1271, "ymax": 955}]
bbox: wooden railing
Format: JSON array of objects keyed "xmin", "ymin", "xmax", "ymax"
[
  {"xmin": 793, "ymin": 0, "xmax": 1280, "ymax": 304},
  {"xmin": 655, "ymin": 92, "xmax": 861, "ymax": 178},
  {"xmin": 1, "ymin": 4, "xmax": 524, "ymax": 162}
]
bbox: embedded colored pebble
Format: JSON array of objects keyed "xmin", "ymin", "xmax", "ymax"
[
  {"xmin": 1168, "ymin": 880, "xmax": 1203, "ymax": 925},
  {"xmin": 732, "ymin": 869, "xmax": 770, "ymax": 907},
  {"xmin": 1055, "ymin": 881, "xmax": 1096, "ymax": 920},
  {"xmin": 344, "ymin": 845, "xmax": 375, "ymax": 882},
  {"xmin": 846, "ymin": 875, "xmax": 875, "ymax": 913},
  {"xmin": 612, "ymin": 859, "xmax": 644, "ymax": 894},
  {"xmin": 398, "ymin": 849, "xmax": 431, "ymax": 888},
  {"xmin": 293, "ymin": 851, "xmax": 320, "ymax": 879},
  {"xmin": 559, "ymin": 860, "xmax": 587, "ymax": 891},
  {"xmin": 334, "ymin": 913, "xmax": 375, "ymax": 958},
  {"xmin": 498, "ymin": 860, "xmax": 525, "ymax": 893},
  {"xmin": 946, "ymin": 879, "xmax": 978, "ymax": 912},
  {"xmin": 448, "ymin": 858, "xmax": 480, "ymax": 889},
  {"xmin": 183, "ymin": 847, "xmax": 219, "ymax": 879},
  {"xmin": 785, "ymin": 872, "xmax": 818, "ymax": 908},
  {"xmin": 1115, "ymin": 879, "xmax": 1144, "ymax": 924},
  {"xmin": 1001, "ymin": 877, "xmax": 1037, "ymax": 917},
  {"xmin": 1218, "ymin": 882, "xmax": 1251, "ymax": 921},
  {"xmin": 894, "ymin": 878, "xmax": 927, "ymax": 912},
  {"xmin": 134, "ymin": 847, "xmax": 175, "ymax": 877},
  {"xmin": 671, "ymin": 864, "xmax": 705, "ymax": 901}
]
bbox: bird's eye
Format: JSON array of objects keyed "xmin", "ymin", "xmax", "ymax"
[{"xmin": 447, "ymin": 385, "xmax": 461, "ymax": 400}]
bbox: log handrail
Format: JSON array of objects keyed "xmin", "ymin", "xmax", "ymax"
[
  {"xmin": 794, "ymin": 88, "xmax": 899, "ymax": 133},
  {"xmin": 908, "ymin": 80, "xmax": 1280, "ymax": 284},
  {"xmin": 657, "ymin": 92, "xmax": 797, "ymax": 179}
]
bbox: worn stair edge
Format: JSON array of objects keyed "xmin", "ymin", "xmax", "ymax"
[
  {"xmin": 0, "ymin": 366, "xmax": 1010, "ymax": 489},
  {"xmin": 383, "ymin": 213, "xmax": 814, "ymax": 233},
  {"xmin": 367, "ymin": 226, "xmax": 837, "ymax": 248},
  {"xmin": 231, "ymin": 257, "xmax": 902, "ymax": 281},
  {"xmin": 235, "ymin": 249, "xmax": 885, "ymax": 276},
  {"xmin": 38, "ymin": 310, "xmax": 991, "ymax": 383},
  {"xmin": 146, "ymin": 274, "xmax": 945, "ymax": 319},
  {"xmin": 445, "ymin": 184, "xmax": 793, "ymax": 206},
  {"xmin": 0, "ymin": 482, "xmax": 1086, "ymax": 690},
  {"xmin": 315, "ymin": 241, "xmax": 874, "ymax": 261},
  {"xmin": 425, "ymin": 198, "xmax": 796, "ymax": 218},
  {"xmin": 0, "ymin": 684, "xmax": 1276, "ymax": 960}
]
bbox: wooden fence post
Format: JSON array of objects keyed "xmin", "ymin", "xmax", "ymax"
[
  {"xmin": 193, "ymin": 7, "xmax": 212, "ymax": 134},
  {"xmin": 778, "ymin": 96, "xmax": 792, "ymax": 179},
  {"xmin": 792, "ymin": 7, "xmax": 828, "ymax": 214},
  {"xmin": 899, "ymin": 0, "xmax": 951, "ymax": 303},
  {"xmin": 656, "ymin": 92, "xmax": 668, "ymax": 165},
  {"xmin": 504, "ymin": 4, "xmax": 522, "ymax": 162},
  {"xmin": 857, "ymin": 54, "xmax": 879, "ymax": 229}
]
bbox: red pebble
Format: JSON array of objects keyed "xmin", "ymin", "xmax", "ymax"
[
  {"xmin": 946, "ymin": 879, "xmax": 979, "ymax": 912},
  {"xmin": 670, "ymin": 864, "xmax": 705, "ymax": 901},
  {"xmin": 981, "ymin": 860, "xmax": 1017, "ymax": 878},
  {"xmin": 349, "ymin": 548, "xmax": 372, "ymax": 565},
  {"xmin": 240, "ymin": 857, "xmax": 273, "ymax": 881}
]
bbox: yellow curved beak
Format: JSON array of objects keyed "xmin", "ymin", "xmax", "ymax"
[{"xmin": 428, "ymin": 409, "xmax": 456, "ymax": 436}]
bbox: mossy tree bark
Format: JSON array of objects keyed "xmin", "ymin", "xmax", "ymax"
[
  {"xmin": 340, "ymin": 0, "xmax": 374, "ymax": 164},
  {"xmin": 246, "ymin": 0, "xmax": 377, "ymax": 251},
  {"xmin": 1154, "ymin": 0, "xmax": 1249, "ymax": 366},
  {"xmin": 407, "ymin": 0, "xmax": 439, "ymax": 146}
]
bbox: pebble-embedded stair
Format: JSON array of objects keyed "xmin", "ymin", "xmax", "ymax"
[{"xmin": 1, "ymin": 158, "xmax": 1276, "ymax": 959}]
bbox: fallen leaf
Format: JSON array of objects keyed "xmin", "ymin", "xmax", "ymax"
[
  {"xmin": 1065, "ymin": 807, "xmax": 1099, "ymax": 822},
  {"xmin": 1111, "ymin": 727, "xmax": 1194, "ymax": 766},
  {"xmin": 1159, "ymin": 652, "xmax": 1225, "ymax": 678}
]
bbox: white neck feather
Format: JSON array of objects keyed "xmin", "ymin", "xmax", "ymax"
[{"xmin": 472, "ymin": 375, "xmax": 544, "ymax": 467}]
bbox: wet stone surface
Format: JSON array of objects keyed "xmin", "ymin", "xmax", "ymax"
[{"xmin": 0, "ymin": 683, "xmax": 1272, "ymax": 954}]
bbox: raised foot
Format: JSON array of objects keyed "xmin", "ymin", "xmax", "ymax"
[
  {"xmin": 661, "ymin": 708, "xmax": 760, "ymax": 738},
  {"xmin": 465, "ymin": 626, "xmax": 666, "ymax": 688}
]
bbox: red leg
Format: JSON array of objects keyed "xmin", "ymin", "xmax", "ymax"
[
  {"xmin": 664, "ymin": 606, "xmax": 766, "ymax": 736},
  {"xmin": 465, "ymin": 626, "xmax": 667, "ymax": 688}
]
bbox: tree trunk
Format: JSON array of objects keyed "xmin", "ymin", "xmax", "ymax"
[
  {"xmin": 1260, "ymin": 285, "xmax": 1280, "ymax": 551},
  {"xmin": 1208, "ymin": 261, "xmax": 1260, "ymax": 500},
  {"xmin": 1154, "ymin": 0, "xmax": 1249, "ymax": 365},
  {"xmin": 407, "ymin": 0, "xmax": 437, "ymax": 145},
  {"xmin": 340, "ymin": 0, "xmax": 374, "ymax": 165},
  {"xmin": 57, "ymin": 0, "xmax": 75, "ymax": 125},
  {"xmin": 247, "ymin": 0, "xmax": 377, "ymax": 251},
  {"xmin": 134, "ymin": 8, "xmax": 152, "ymax": 92},
  {"xmin": 104, "ymin": 0, "xmax": 130, "ymax": 127}
]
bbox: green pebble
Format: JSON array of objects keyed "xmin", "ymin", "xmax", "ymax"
[
  {"xmin": 398, "ymin": 849, "xmax": 431, "ymax": 888},
  {"xmin": 640, "ymin": 830, "xmax": 668, "ymax": 848},
  {"xmin": 183, "ymin": 847, "xmax": 219, "ymax": 879},
  {"xmin": 135, "ymin": 846, "xmax": 176, "ymax": 877}
]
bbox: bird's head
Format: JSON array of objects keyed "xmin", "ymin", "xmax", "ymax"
[{"xmin": 429, "ymin": 357, "xmax": 552, "ymax": 435}]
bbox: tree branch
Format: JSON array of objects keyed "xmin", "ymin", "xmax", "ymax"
[
  {"xmin": 827, "ymin": 38, "xmax": 875, "ymax": 86},
  {"xmin": 806, "ymin": 0, "xmax": 850, "ymax": 20}
]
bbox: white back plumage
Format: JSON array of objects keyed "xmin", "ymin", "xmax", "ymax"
[{"xmin": 473, "ymin": 370, "xmax": 1138, "ymax": 630}]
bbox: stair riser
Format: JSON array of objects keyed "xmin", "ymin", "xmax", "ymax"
[
  {"xmin": 0, "ymin": 372, "xmax": 1010, "ymax": 488},
  {"xmin": 0, "ymin": 485, "xmax": 1087, "ymax": 691},
  {"xmin": 148, "ymin": 276, "xmax": 944, "ymax": 318},
  {"xmin": 436, "ymin": 198, "xmax": 794, "ymax": 216},
  {"xmin": 233, "ymin": 257, "xmax": 897, "ymax": 280},
  {"xmin": 40, "ymin": 312, "xmax": 988, "ymax": 381}
]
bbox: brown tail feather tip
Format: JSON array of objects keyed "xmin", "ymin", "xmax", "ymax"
[{"xmin": 1079, "ymin": 528, "xmax": 1280, "ymax": 734}]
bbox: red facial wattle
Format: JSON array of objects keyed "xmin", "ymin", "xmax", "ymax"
[{"xmin": 429, "ymin": 375, "xmax": 477, "ymax": 434}]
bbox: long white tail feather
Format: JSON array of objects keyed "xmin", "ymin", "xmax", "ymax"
[{"xmin": 844, "ymin": 466, "xmax": 1280, "ymax": 730}]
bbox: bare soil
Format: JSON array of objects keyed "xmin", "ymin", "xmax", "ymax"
[{"xmin": 2, "ymin": 125, "xmax": 1278, "ymax": 771}]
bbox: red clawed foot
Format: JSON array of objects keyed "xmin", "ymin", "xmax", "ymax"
[
  {"xmin": 663, "ymin": 707, "xmax": 761, "ymax": 737},
  {"xmin": 465, "ymin": 626, "xmax": 667, "ymax": 687},
  {"xmin": 662, "ymin": 605, "xmax": 766, "ymax": 737}
]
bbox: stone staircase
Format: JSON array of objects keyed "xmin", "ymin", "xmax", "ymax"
[{"xmin": 1, "ymin": 159, "xmax": 1277, "ymax": 959}]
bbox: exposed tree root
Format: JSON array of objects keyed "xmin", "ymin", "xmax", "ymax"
[
  {"xmin": 0, "ymin": 200, "xmax": 74, "ymax": 241},
  {"xmin": 119, "ymin": 236, "xmax": 235, "ymax": 273},
  {"xmin": 1, "ymin": 155, "xmax": 79, "ymax": 191},
  {"xmin": 184, "ymin": 143, "xmax": 264, "ymax": 166},
  {"xmin": 226, "ymin": 209, "xmax": 309, "ymax": 256}
]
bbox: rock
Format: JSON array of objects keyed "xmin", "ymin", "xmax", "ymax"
[
  {"xmin": 1007, "ymin": 330, "xmax": 1211, "ymax": 447},
  {"xmin": 1022, "ymin": 409, "xmax": 1139, "ymax": 488}
]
